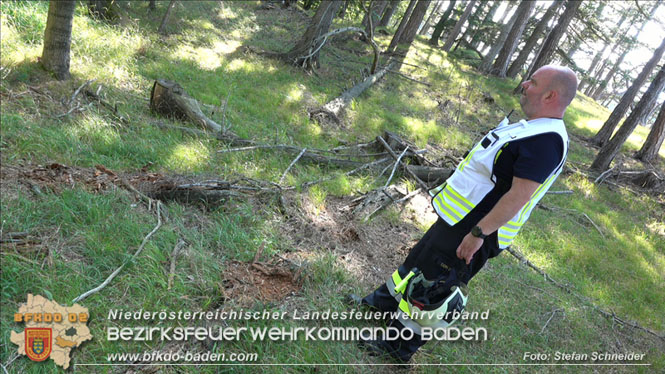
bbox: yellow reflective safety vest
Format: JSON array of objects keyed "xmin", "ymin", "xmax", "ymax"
[{"xmin": 430, "ymin": 117, "xmax": 569, "ymax": 249}]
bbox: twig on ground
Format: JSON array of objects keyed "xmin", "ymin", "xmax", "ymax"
[
  {"xmin": 364, "ymin": 188, "xmax": 420, "ymax": 222},
  {"xmin": 252, "ymin": 242, "xmax": 266, "ymax": 264},
  {"xmin": 377, "ymin": 136, "xmax": 429, "ymax": 191},
  {"xmin": 167, "ymin": 239, "xmax": 186, "ymax": 290},
  {"xmin": 594, "ymin": 166, "xmax": 617, "ymax": 184},
  {"xmin": 582, "ymin": 212, "xmax": 605, "ymax": 238},
  {"xmin": 506, "ymin": 247, "xmax": 664, "ymax": 341},
  {"xmin": 301, "ymin": 156, "xmax": 391, "ymax": 189},
  {"xmin": 540, "ymin": 308, "xmax": 564, "ymax": 334},
  {"xmin": 69, "ymin": 79, "xmax": 96, "ymax": 107},
  {"xmin": 384, "ymin": 146, "xmax": 410, "ymax": 188},
  {"xmin": 72, "ymin": 202, "xmax": 163, "ymax": 304},
  {"xmin": 279, "ymin": 148, "xmax": 307, "ymax": 185},
  {"xmin": 546, "ymin": 190, "xmax": 573, "ymax": 195}
]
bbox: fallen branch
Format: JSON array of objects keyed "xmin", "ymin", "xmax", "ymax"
[
  {"xmin": 506, "ymin": 247, "xmax": 664, "ymax": 341},
  {"xmin": 310, "ymin": 61, "xmax": 396, "ymax": 125},
  {"xmin": 377, "ymin": 135, "xmax": 429, "ymax": 191},
  {"xmin": 279, "ymin": 148, "xmax": 307, "ymax": 185},
  {"xmin": 546, "ymin": 190, "xmax": 573, "ymax": 195},
  {"xmin": 540, "ymin": 308, "xmax": 564, "ymax": 334},
  {"xmin": 384, "ymin": 146, "xmax": 409, "ymax": 188},
  {"xmin": 72, "ymin": 202, "xmax": 163, "ymax": 304}
]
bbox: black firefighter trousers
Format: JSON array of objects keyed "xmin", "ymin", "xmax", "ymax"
[{"xmin": 361, "ymin": 215, "xmax": 502, "ymax": 362}]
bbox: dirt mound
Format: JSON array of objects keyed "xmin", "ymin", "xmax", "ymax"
[{"xmin": 222, "ymin": 259, "xmax": 302, "ymax": 307}]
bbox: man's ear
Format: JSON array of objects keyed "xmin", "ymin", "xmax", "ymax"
[{"xmin": 543, "ymin": 90, "xmax": 557, "ymax": 103}]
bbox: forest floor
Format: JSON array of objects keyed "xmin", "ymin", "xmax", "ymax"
[{"xmin": 1, "ymin": 2, "xmax": 664, "ymax": 373}]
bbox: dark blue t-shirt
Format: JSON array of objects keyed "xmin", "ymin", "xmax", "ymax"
[{"xmin": 473, "ymin": 132, "xmax": 564, "ymax": 216}]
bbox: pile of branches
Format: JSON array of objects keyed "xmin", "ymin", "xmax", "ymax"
[{"xmin": 148, "ymin": 79, "xmax": 453, "ymax": 217}]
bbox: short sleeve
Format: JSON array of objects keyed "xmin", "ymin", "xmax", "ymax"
[{"xmin": 512, "ymin": 134, "xmax": 564, "ymax": 184}]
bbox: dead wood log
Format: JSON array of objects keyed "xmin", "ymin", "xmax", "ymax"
[
  {"xmin": 310, "ymin": 61, "xmax": 396, "ymax": 125},
  {"xmin": 143, "ymin": 180, "xmax": 243, "ymax": 205},
  {"xmin": 150, "ymin": 79, "xmax": 226, "ymax": 133}
]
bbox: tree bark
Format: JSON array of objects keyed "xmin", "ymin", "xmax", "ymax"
[
  {"xmin": 41, "ymin": 0, "xmax": 76, "ymax": 81},
  {"xmin": 395, "ymin": 0, "xmax": 431, "ymax": 46},
  {"xmin": 588, "ymin": 3, "xmax": 658, "ymax": 100},
  {"xmin": 513, "ymin": 0, "xmax": 582, "ymax": 94},
  {"xmin": 442, "ymin": 0, "xmax": 477, "ymax": 52},
  {"xmin": 362, "ymin": 0, "xmax": 388, "ymax": 35},
  {"xmin": 429, "ymin": 0, "xmax": 457, "ymax": 46},
  {"xmin": 158, "ymin": 0, "xmax": 177, "ymax": 34},
  {"xmin": 591, "ymin": 65, "xmax": 665, "ymax": 171},
  {"xmin": 386, "ymin": 0, "xmax": 417, "ymax": 53},
  {"xmin": 590, "ymin": 37, "xmax": 665, "ymax": 146},
  {"xmin": 280, "ymin": 1, "xmax": 343, "ymax": 70},
  {"xmin": 88, "ymin": 0, "xmax": 114, "ymax": 19},
  {"xmin": 469, "ymin": 1, "xmax": 501, "ymax": 50},
  {"xmin": 489, "ymin": 0, "xmax": 536, "ymax": 77},
  {"xmin": 418, "ymin": 0, "xmax": 444, "ymax": 35},
  {"xmin": 479, "ymin": 2, "xmax": 519, "ymax": 73},
  {"xmin": 506, "ymin": 0, "xmax": 563, "ymax": 79},
  {"xmin": 636, "ymin": 101, "xmax": 665, "ymax": 162},
  {"xmin": 378, "ymin": 0, "xmax": 399, "ymax": 27}
]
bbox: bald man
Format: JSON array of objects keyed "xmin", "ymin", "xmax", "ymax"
[{"xmin": 353, "ymin": 65, "xmax": 578, "ymax": 362}]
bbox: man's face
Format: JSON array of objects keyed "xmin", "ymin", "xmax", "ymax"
[{"xmin": 519, "ymin": 68, "xmax": 553, "ymax": 119}]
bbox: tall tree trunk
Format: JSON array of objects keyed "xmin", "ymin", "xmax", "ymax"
[
  {"xmin": 429, "ymin": 0, "xmax": 457, "ymax": 46},
  {"xmin": 489, "ymin": 0, "xmax": 536, "ymax": 77},
  {"xmin": 418, "ymin": 0, "xmax": 444, "ymax": 35},
  {"xmin": 591, "ymin": 65, "xmax": 665, "ymax": 171},
  {"xmin": 42, "ymin": 0, "xmax": 76, "ymax": 81},
  {"xmin": 387, "ymin": 0, "xmax": 417, "ymax": 53},
  {"xmin": 478, "ymin": 3, "xmax": 519, "ymax": 73},
  {"xmin": 506, "ymin": 0, "xmax": 563, "ymax": 79},
  {"xmin": 88, "ymin": 0, "xmax": 114, "ymax": 19},
  {"xmin": 378, "ymin": 0, "xmax": 399, "ymax": 27},
  {"xmin": 158, "ymin": 0, "xmax": 177, "ymax": 34},
  {"xmin": 589, "ymin": 3, "xmax": 658, "ymax": 100},
  {"xmin": 148, "ymin": 0, "xmax": 156, "ymax": 11},
  {"xmin": 362, "ymin": 1, "xmax": 388, "ymax": 35},
  {"xmin": 590, "ymin": 37, "xmax": 665, "ymax": 146},
  {"xmin": 391, "ymin": 0, "xmax": 431, "ymax": 68},
  {"xmin": 469, "ymin": 1, "xmax": 501, "ymax": 50},
  {"xmin": 513, "ymin": 0, "xmax": 582, "ymax": 94},
  {"xmin": 452, "ymin": 0, "xmax": 487, "ymax": 51},
  {"xmin": 280, "ymin": 1, "xmax": 343, "ymax": 69},
  {"xmin": 441, "ymin": 0, "xmax": 477, "ymax": 52},
  {"xmin": 636, "ymin": 101, "xmax": 665, "ymax": 162}
]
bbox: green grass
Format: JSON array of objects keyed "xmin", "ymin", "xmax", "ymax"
[{"xmin": 1, "ymin": 1, "xmax": 663, "ymax": 373}]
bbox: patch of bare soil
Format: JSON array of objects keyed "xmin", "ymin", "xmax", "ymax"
[
  {"xmin": 279, "ymin": 191, "xmax": 436, "ymax": 289},
  {"xmin": 221, "ymin": 259, "xmax": 302, "ymax": 307}
]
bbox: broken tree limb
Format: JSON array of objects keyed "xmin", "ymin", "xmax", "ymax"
[
  {"xmin": 150, "ymin": 79, "xmax": 225, "ymax": 133},
  {"xmin": 279, "ymin": 148, "xmax": 307, "ymax": 184},
  {"xmin": 310, "ymin": 61, "xmax": 396, "ymax": 125},
  {"xmin": 72, "ymin": 202, "xmax": 163, "ymax": 304},
  {"xmin": 377, "ymin": 135, "xmax": 430, "ymax": 191}
]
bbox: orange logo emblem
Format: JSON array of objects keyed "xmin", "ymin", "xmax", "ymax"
[{"xmin": 25, "ymin": 328, "xmax": 52, "ymax": 362}]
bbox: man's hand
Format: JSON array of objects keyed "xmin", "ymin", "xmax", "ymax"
[{"xmin": 456, "ymin": 232, "xmax": 484, "ymax": 265}]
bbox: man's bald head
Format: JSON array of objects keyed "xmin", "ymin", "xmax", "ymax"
[
  {"xmin": 543, "ymin": 65, "xmax": 578, "ymax": 108},
  {"xmin": 520, "ymin": 65, "xmax": 578, "ymax": 120}
]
